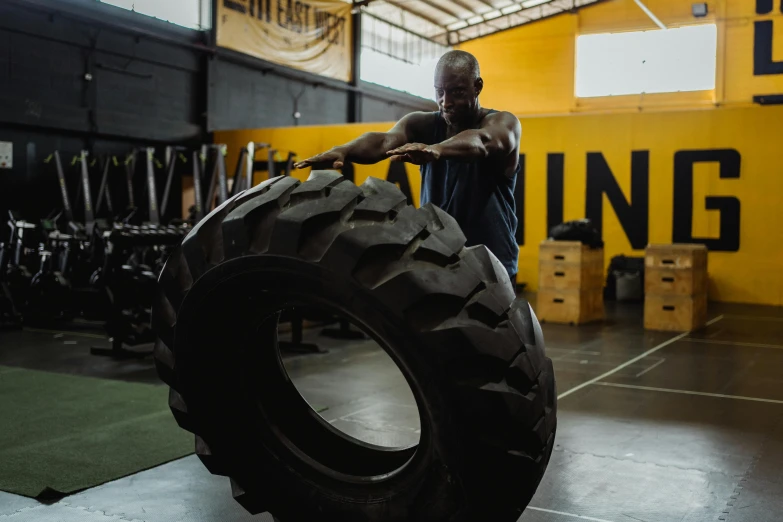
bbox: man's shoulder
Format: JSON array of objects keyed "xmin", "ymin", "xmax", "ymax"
[
  {"xmin": 398, "ymin": 111, "xmax": 440, "ymax": 142},
  {"xmin": 402, "ymin": 110, "xmax": 440, "ymax": 126},
  {"xmin": 483, "ymin": 109, "xmax": 520, "ymax": 125}
]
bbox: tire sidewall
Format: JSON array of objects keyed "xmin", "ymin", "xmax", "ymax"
[{"xmin": 173, "ymin": 253, "xmax": 469, "ymax": 521}]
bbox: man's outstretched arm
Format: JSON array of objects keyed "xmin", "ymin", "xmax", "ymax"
[
  {"xmin": 387, "ymin": 111, "xmax": 520, "ymax": 165},
  {"xmin": 293, "ymin": 112, "xmax": 433, "ymax": 170}
]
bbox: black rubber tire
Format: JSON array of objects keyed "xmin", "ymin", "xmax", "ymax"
[{"xmin": 152, "ymin": 171, "xmax": 557, "ymax": 522}]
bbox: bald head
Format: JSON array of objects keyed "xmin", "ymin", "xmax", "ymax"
[
  {"xmin": 434, "ymin": 50, "xmax": 483, "ymax": 126},
  {"xmin": 435, "ymin": 50, "xmax": 480, "ymax": 81}
]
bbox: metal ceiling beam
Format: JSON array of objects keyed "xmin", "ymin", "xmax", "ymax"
[
  {"xmin": 474, "ymin": 0, "xmax": 498, "ymax": 10},
  {"xmin": 384, "ymin": 0, "xmax": 447, "ymax": 29},
  {"xmin": 361, "ymin": 10, "xmax": 444, "ymax": 44},
  {"xmin": 418, "ymin": 0, "xmax": 464, "ymax": 19},
  {"xmin": 444, "ymin": 0, "xmax": 607, "ymax": 44},
  {"xmin": 448, "ymin": 0, "xmax": 483, "ymax": 15}
]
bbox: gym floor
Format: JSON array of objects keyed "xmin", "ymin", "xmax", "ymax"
[{"xmin": 1, "ymin": 298, "xmax": 782, "ymax": 522}]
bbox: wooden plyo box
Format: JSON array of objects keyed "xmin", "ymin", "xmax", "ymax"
[
  {"xmin": 537, "ymin": 240, "xmax": 605, "ymax": 325},
  {"xmin": 539, "ymin": 240, "xmax": 604, "ymax": 265},
  {"xmin": 645, "ymin": 244, "xmax": 707, "ymax": 270},
  {"xmin": 644, "ymin": 293, "xmax": 707, "ymax": 332},
  {"xmin": 645, "ymin": 266, "xmax": 708, "ymax": 296},
  {"xmin": 539, "ymin": 259, "xmax": 604, "ymax": 290},
  {"xmin": 537, "ymin": 288, "xmax": 605, "ymax": 325},
  {"xmin": 644, "ymin": 243, "xmax": 709, "ymax": 332}
]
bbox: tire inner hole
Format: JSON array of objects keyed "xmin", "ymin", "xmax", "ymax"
[{"xmin": 244, "ymin": 303, "xmax": 424, "ymax": 482}]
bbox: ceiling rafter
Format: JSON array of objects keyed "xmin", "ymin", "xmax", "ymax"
[
  {"xmin": 473, "ymin": 0, "xmax": 497, "ymax": 10},
  {"xmin": 359, "ymin": 0, "xmax": 608, "ymax": 48},
  {"xmin": 445, "ymin": 0, "xmax": 483, "ymax": 17},
  {"xmin": 418, "ymin": 0, "xmax": 464, "ymax": 19},
  {"xmin": 383, "ymin": 0, "xmax": 446, "ymax": 28}
]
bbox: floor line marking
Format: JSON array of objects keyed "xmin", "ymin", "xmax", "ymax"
[
  {"xmin": 684, "ymin": 338, "xmax": 783, "ymax": 350},
  {"xmin": 326, "ymin": 404, "xmax": 380, "ymax": 423},
  {"xmin": 556, "ymin": 315, "xmax": 725, "ymax": 400},
  {"xmin": 526, "ymin": 506, "xmax": 617, "ymax": 522},
  {"xmin": 706, "ymin": 315, "xmax": 725, "ymax": 326},
  {"xmin": 557, "ymin": 332, "xmax": 688, "ymax": 400},
  {"xmin": 634, "ymin": 357, "xmax": 666, "ymax": 378},
  {"xmin": 593, "ymin": 382, "xmax": 783, "ymax": 405}
]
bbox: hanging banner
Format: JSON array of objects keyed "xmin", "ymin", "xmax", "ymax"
[{"xmin": 217, "ymin": 0, "xmax": 353, "ymax": 83}]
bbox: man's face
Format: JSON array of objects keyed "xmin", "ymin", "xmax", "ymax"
[{"xmin": 434, "ymin": 67, "xmax": 481, "ymax": 126}]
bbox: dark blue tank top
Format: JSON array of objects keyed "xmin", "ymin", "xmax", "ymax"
[{"xmin": 419, "ymin": 110, "xmax": 520, "ymax": 280}]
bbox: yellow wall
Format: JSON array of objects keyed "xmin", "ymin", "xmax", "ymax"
[
  {"xmin": 215, "ymin": 104, "xmax": 783, "ymax": 306},
  {"xmin": 212, "ymin": 0, "xmax": 783, "ymax": 306},
  {"xmin": 459, "ymin": 0, "xmax": 783, "ymax": 115}
]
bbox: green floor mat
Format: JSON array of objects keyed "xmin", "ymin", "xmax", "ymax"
[{"xmin": 0, "ymin": 366, "xmax": 194, "ymax": 499}]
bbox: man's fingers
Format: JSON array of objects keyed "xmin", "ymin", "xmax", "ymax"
[
  {"xmin": 390, "ymin": 153, "xmax": 415, "ymax": 163},
  {"xmin": 387, "ymin": 143, "xmax": 423, "ymax": 155},
  {"xmin": 333, "ymin": 161, "xmax": 344, "ymax": 169}
]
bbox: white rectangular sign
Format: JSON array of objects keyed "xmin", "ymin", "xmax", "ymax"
[{"xmin": 0, "ymin": 142, "xmax": 12, "ymax": 169}]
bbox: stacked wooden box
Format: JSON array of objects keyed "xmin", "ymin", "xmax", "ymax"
[
  {"xmin": 536, "ymin": 240, "xmax": 604, "ymax": 325},
  {"xmin": 643, "ymin": 244, "xmax": 708, "ymax": 332}
]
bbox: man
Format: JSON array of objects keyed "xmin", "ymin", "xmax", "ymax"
[{"xmin": 293, "ymin": 50, "xmax": 521, "ymax": 284}]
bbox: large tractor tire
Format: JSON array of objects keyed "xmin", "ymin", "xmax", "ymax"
[{"xmin": 152, "ymin": 171, "xmax": 556, "ymax": 522}]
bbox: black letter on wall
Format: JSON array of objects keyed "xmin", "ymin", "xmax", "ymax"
[
  {"xmin": 386, "ymin": 161, "xmax": 413, "ymax": 205},
  {"xmin": 546, "ymin": 153, "xmax": 564, "ymax": 234},
  {"xmin": 672, "ymin": 149, "xmax": 741, "ymax": 252},
  {"xmin": 757, "ymin": 0, "xmax": 773, "ymax": 14},
  {"xmin": 754, "ymin": 21, "xmax": 783, "ymax": 75},
  {"xmin": 514, "ymin": 154, "xmax": 525, "ymax": 246},
  {"xmin": 584, "ymin": 151, "xmax": 649, "ymax": 250}
]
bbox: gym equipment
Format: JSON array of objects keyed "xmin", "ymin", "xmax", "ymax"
[
  {"xmin": 152, "ymin": 172, "xmax": 556, "ymax": 521},
  {"xmin": 247, "ymin": 142, "xmax": 296, "ymax": 181},
  {"xmin": 161, "ymin": 146, "xmax": 188, "ymax": 225},
  {"xmin": 0, "ymin": 212, "xmax": 44, "ymax": 324},
  {"xmin": 0, "ymin": 226, "xmax": 23, "ymax": 329},
  {"xmin": 548, "ymin": 218, "xmax": 604, "ymax": 248},
  {"xmin": 89, "ymin": 147, "xmax": 191, "ymax": 358},
  {"xmin": 26, "ymin": 246, "xmax": 72, "ymax": 322},
  {"xmin": 186, "ymin": 144, "xmax": 229, "ymax": 224},
  {"xmin": 91, "ymin": 223, "xmax": 187, "ymax": 359},
  {"xmin": 0, "ymin": 280, "xmax": 21, "ymax": 329}
]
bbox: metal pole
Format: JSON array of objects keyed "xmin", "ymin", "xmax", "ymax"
[{"xmin": 633, "ymin": 0, "xmax": 667, "ymax": 30}]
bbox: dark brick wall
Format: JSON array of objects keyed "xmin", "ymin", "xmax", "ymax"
[
  {"xmin": 208, "ymin": 59, "xmax": 350, "ymax": 130},
  {"xmin": 208, "ymin": 55, "xmax": 437, "ymax": 130},
  {"xmin": 0, "ymin": 0, "xmax": 435, "ymax": 221},
  {"xmin": 360, "ymin": 83, "xmax": 436, "ymax": 122},
  {"xmin": 0, "ymin": 1, "xmax": 206, "ymax": 141},
  {"xmin": 0, "ymin": 0, "xmax": 207, "ymax": 220}
]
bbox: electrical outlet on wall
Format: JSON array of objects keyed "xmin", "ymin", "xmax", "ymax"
[{"xmin": 0, "ymin": 142, "xmax": 12, "ymax": 169}]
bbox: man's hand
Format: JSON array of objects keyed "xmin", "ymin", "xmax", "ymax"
[
  {"xmin": 293, "ymin": 148, "xmax": 346, "ymax": 170},
  {"xmin": 386, "ymin": 143, "xmax": 442, "ymax": 165}
]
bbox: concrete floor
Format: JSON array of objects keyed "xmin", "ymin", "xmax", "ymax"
[{"xmin": 1, "ymin": 298, "xmax": 783, "ymax": 521}]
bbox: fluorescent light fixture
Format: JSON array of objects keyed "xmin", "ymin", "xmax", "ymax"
[
  {"xmin": 484, "ymin": 9, "xmax": 502, "ymax": 18},
  {"xmin": 521, "ymin": 0, "xmax": 550, "ymax": 7},
  {"xmin": 501, "ymin": 4, "xmax": 522, "ymax": 14},
  {"xmin": 447, "ymin": 20, "xmax": 468, "ymax": 30},
  {"xmin": 467, "ymin": 15, "xmax": 484, "ymax": 24}
]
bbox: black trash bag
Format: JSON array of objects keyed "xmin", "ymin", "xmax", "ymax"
[
  {"xmin": 604, "ymin": 254, "xmax": 645, "ymax": 301},
  {"xmin": 548, "ymin": 219, "xmax": 603, "ymax": 248}
]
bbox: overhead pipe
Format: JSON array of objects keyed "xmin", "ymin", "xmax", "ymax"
[{"xmin": 632, "ymin": 0, "xmax": 667, "ymax": 30}]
